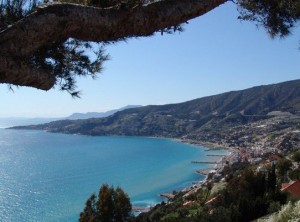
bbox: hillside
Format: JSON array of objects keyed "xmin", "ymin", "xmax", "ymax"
[{"xmin": 11, "ymin": 80, "xmax": 300, "ymax": 143}]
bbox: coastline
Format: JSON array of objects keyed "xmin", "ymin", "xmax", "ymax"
[
  {"xmin": 148, "ymin": 135, "xmax": 231, "ymax": 150},
  {"xmin": 2, "ymin": 131, "xmax": 221, "ymax": 220},
  {"xmin": 133, "ymin": 137, "xmax": 232, "ymax": 214},
  {"xmin": 178, "ymin": 138, "xmax": 231, "ymax": 150},
  {"xmin": 4, "ymin": 130, "xmax": 231, "ymax": 215}
]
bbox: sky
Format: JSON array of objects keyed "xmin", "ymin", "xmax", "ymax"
[{"xmin": 0, "ymin": 3, "xmax": 299, "ymax": 118}]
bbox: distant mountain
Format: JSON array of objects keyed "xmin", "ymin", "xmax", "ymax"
[
  {"xmin": 11, "ymin": 80, "xmax": 300, "ymax": 139},
  {"xmin": 0, "ymin": 105, "xmax": 141, "ymax": 128},
  {"xmin": 66, "ymin": 105, "xmax": 142, "ymax": 120}
]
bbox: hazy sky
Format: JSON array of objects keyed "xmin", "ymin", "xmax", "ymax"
[{"xmin": 1, "ymin": 3, "xmax": 299, "ymax": 118}]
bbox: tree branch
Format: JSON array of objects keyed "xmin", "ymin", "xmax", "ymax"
[
  {"xmin": 0, "ymin": 0, "xmax": 227, "ymax": 90},
  {"xmin": 0, "ymin": 56, "xmax": 56, "ymax": 90}
]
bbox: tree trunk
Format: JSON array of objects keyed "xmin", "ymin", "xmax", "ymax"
[{"xmin": 0, "ymin": 0, "xmax": 227, "ymax": 90}]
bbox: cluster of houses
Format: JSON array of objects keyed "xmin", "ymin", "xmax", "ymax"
[{"xmin": 172, "ymin": 115, "xmax": 300, "ymax": 210}]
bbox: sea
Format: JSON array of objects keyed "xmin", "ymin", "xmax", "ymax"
[{"xmin": 0, "ymin": 128, "xmax": 227, "ymax": 221}]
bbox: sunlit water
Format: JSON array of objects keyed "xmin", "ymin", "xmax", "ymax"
[{"xmin": 0, "ymin": 129, "xmax": 226, "ymax": 221}]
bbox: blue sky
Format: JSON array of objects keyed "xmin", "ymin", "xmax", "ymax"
[{"xmin": 1, "ymin": 2, "xmax": 299, "ymax": 118}]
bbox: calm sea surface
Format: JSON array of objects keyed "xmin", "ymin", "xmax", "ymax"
[{"xmin": 0, "ymin": 129, "xmax": 226, "ymax": 221}]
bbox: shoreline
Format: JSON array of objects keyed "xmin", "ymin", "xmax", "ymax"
[
  {"xmin": 177, "ymin": 138, "xmax": 231, "ymax": 150},
  {"xmin": 4, "ymin": 130, "xmax": 231, "ymax": 215},
  {"xmin": 148, "ymin": 135, "xmax": 231, "ymax": 151},
  {"xmin": 133, "ymin": 137, "xmax": 233, "ymax": 214}
]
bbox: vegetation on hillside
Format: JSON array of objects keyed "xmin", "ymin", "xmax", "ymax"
[
  {"xmin": 12, "ymin": 80, "xmax": 300, "ymax": 146},
  {"xmin": 258, "ymin": 200, "xmax": 300, "ymax": 222},
  {"xmin": 134, "ymin": 165, "xmax": 289, "ymax": 222},
  {"xmin": 81, "ymin": 155, "xmax": 300, "ymax": 222}
]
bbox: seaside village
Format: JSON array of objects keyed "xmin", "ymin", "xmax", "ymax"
[{"xmin": 157, "ymin": 114, "xmax": 300, "ymax": 215}]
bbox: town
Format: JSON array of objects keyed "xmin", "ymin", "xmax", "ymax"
[{"xmin": 137, "ymin": 113, "xmax": 300, "ymax": 221}]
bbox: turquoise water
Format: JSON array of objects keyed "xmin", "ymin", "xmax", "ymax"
[{"xmin": 0, "ymin": 129, "xmax": 226, "ymax": 221}]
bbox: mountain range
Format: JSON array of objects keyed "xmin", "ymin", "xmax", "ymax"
[{"xmin": 11, "ymin": 79, "xmax": 300, "ymax": 140}]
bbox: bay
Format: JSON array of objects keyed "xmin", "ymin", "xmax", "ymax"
[{"xmin": 0, "ymin": 129, "xmax": 226, "ymax": 221}]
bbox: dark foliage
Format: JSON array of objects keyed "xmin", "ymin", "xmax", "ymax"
[
  {"xmin": 218, "ymin": 169, "xmax": 287, "ymax": 221},
  {"xmin": 289, "ymin": 167, "xmax": 300, "ymax": 180},
  {"xmin": 277, "ymin": 158, "xmax": 293, "ymax": 182},
  {"xmin": 30, "ymin": 39, "xmax": 109, "ymax": 97},
  {"xmin": 292, "ymin": 150, "xmax": 300, "ymax": 163},
  {"xmin": 135, "ymin": 167, "xmax": 287, "ymax": 222},
  {"xmin": 1, "ymin": 0, "xmax": 106, "ymax": 96},
  {"xmin": 0, "ymin": 0, "xmax": 185, "ymax": 95},
  {"xmin": 0, "ymin": 0, "xmax": 110, "ymax": 96},
  {"xmin": 79, "ymin": 184, "xmax": 132, "ymax": 222},
  {"xmin": 0, "ymin": 0, "xmax": 33, "ymax": 30},
  {"xmin": 237, "ymin": 0, "xmax": 300, "ymax": 37}
]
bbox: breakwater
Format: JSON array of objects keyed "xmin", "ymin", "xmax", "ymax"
[{"xmin": 191, "ymin": 160, "xmax": 218, "ymax": 164}]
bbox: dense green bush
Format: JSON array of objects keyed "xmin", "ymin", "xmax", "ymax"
[{"xmin": 79, "ymin": 184, "xmax": 132, "ymax": 222}]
